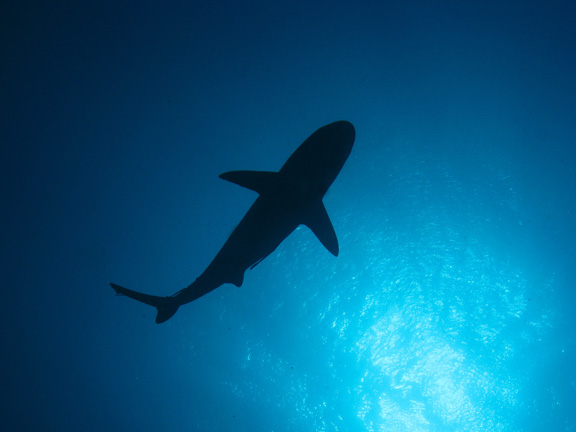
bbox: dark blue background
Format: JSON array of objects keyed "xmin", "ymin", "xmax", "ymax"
[{"xmin": 2, "ymin": 1, "xmax": 575, "ymax": 431}]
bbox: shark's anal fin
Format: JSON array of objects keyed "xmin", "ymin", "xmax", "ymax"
[
  {"xmin": 303, "ymin": 201, "xmax": 339, "ymax": 256},
  {"xmin": 219, "ymin": 170, "xmax": 278, "ymax": 195}
]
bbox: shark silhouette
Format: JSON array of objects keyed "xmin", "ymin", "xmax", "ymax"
[{"xmin": 111, "ymin": 120, "xmax": 355, "ymax": 323}]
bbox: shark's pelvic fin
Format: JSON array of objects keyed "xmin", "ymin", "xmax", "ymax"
[
  {"xmin": 303, "ymin": 200, "xmax": 339, "ymax": 256},
  {"xmin": 111, "ymin": 283, "xmax": 179, "ymax": 324},
  {"xmin": 219, "ymin": 170, "xmax": 278, "ymax": 195},
  {"xmin": 229, "ymin": 271, "xmax": 244, "ymax": 287}
]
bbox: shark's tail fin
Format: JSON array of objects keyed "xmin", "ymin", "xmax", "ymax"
[{"xmin": 110, "ymin": 283, "xmax": 180, "ymax": 324}]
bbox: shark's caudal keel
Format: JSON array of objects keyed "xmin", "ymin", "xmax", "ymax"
[{"xmin": 111, "ymin": 120, "xmax": 355, "ymax": 324}]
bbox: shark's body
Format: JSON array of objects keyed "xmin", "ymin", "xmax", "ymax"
[{"xmin": 111, "ymin": 120, "xmax": 355, "ymax": 323}]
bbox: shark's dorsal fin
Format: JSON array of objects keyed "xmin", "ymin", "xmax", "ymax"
[
  {"xmin": 219, "ymin": 170, "xmax": 278, "ymax": 195},
  {"xmin": 303, "ymin": 201, "xmax": 339, "ymax": 256}
]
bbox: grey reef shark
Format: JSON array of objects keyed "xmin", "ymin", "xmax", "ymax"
[{"xmin": 111, "ymin": 120, "xmax": 355, "ymax": 323}]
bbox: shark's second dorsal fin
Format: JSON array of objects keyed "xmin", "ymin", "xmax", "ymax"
[
  {"xmin": 302, "ymin": 200, "xmax": 339, "ymax": 257},
  {"xmin": 219, "ymin": 170, "xmax": 278, "ymax": 195}
]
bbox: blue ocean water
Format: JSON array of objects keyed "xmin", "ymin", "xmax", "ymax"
[{"xmin": 1, "ymin": 1, "xmax": 575, "ymax": 431}]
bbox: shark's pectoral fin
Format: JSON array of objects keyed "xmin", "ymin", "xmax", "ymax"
[
  {"xmin": 219, "ymin": 170, "xmax": 278, "ymax": 195},
  {"xmin": 303, "ymin": 201, "xmax": 339, "ymax": 256}
]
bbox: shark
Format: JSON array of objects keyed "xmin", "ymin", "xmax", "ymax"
[{"xmin": 111, "ymin": 120, "xmax": 355, "ymax": 323}]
